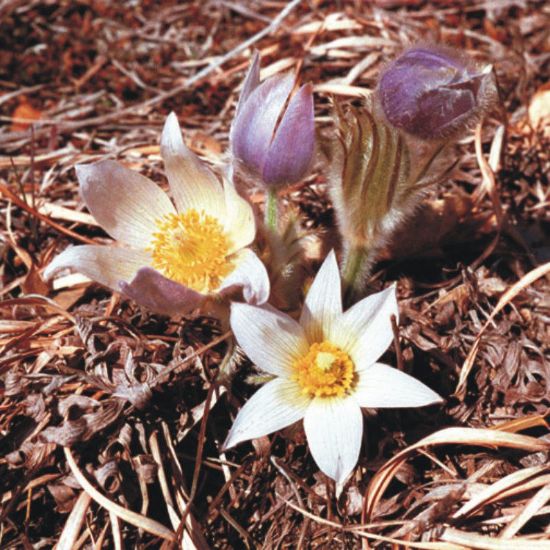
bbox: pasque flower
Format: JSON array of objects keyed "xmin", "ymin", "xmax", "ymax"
[
  {"xmin": 224, "ymin": 251, "xmax": 442, "ymax": 486},
  {"xmin": 377, "ymin": 44, "xmax": 497, "ymax": 140},
  {"xmin": 45, "ymin": 113, "xmax": 269, "ymax": 315},
  {"xmin": 328, "ymin": 42, "xmax": 498, "ymax": 299},
  {"xmin": 230, "ymin": 52, "xmax": 315, "ymax": 187}
]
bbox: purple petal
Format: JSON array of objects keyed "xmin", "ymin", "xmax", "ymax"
[
  {"xmin": 411, "ymin": 87, "xmax": 476, "ymax": 138},
  {"xmin": 234, "ymin": 51, "xmax": 261, "ymax": 117},
  {"xmin": 378, "ymin": 45, "xmax": 493, "ymax": 139},
  {"xmin": 262, "ymin": 83, "xmax": 315, "ymax": 186},
  {"xmin": 119, "ymin": 267, "xmax": 203, "ymax": 316},
  {"xmin": 230, "ymin": 72, "xmax": 295, "ymax": 175}
]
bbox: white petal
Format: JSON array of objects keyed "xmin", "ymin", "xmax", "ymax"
[
  {"xmin": 332, "ymin": 286, "xmax": 398, "ymax": 368},
  {"xmin": 230, "ymin": 302, "xmax": 308, "ymax": 378},
  {"xmin": 44, "ymin": 245, "xmax": 150, "ymax": 291},
  {"xmin": 223, "ymin": 182, "xmax": 256, "ymax": 252},
  {"xmin": 77, "ymin": 160, "xmax": 176, "ymax": 248},
  {"xmin": 219, "ymin": 249, "xmax": 270, "ymax": 305},
  {"xmin": 161, "ymin": 112, "xmax": 225, "ymax": 217},
  {"xmin": 299, "ymin": 250, "xmax": 343, "ymax": 343},
  {"xmin": 354, "ymin": 363, "xmax": 443, "ymax": 408},
  {"xmin": 223, "ymin": 378, "xmax": 309, "ymax": 450},
  {"xmin": 303, "ymin": 397, "xmax": 363, "ymax": 485}
]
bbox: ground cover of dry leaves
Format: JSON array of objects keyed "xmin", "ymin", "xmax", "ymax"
[{"xmin": 0, "ymin": 1, "xmax": 549, "ymax": 548}]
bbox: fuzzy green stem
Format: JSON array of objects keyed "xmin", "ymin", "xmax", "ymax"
[
  {"xmin": 342, "ymin": 246, "xmax": 371, "ymax": 306},
  {"xmin": 265, "ymin": 187, "xmax": 278, "ymax": 231}
]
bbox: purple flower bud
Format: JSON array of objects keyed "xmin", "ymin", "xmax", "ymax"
[
  {"xmin": 230, "ymin": 53, "xmax": 315, "ymax": 187},
  {"xmin": 377, "ymin": 45, "xmax": 497, "ymax": 140}
]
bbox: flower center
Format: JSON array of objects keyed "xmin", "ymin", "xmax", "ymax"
[
  {"xmin": 148, "ymin": 210, "xmax": 234, "ymax": 293},
  {"xmin": 292, "ymin": 341, "xmax": 355, "ymax": 398}
]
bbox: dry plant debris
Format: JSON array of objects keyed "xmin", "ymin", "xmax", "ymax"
[{"xmin": 1, "ymin": 1, "xmax": 549, "ymax": 548}]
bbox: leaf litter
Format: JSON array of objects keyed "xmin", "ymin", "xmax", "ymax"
[{"xmin": 0, "ymin": 0, "xmax": 549, "ymax": 548}]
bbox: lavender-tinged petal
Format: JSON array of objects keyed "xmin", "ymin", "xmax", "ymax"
[
  {"xmin": 392, "ymin": 47, "xmax": 467, "ymax": 72},
  {"xmin": 77, "ymin": 160, "xmax": 176, "ymax": 248},
  {"xmin": 331, "ymin": 286, "xmax": 398, "ymax": 369},
  {"xmin": 120, "ymin": 267, "xmax": 203, "ymax": 316},
  {"xmin": 262, "ymin": 83, "xmax": 315, "ymax": 186},
  {"xmin": 222, "ymin": 182, "xmax": 256, "ymax": 253},
  {"xmin": 161, "ymin": 112, "xmax": 225, "ymax": 217},
  {"xmin": 44, "ymin": 245, "xmax": 150, "ymax": 291},
  {"xmin": 234, "ymin": 50, "xmax": 261, "ymax": 117},
  {"xmin": 299, "ymin": 250, "xmax": 342, "ymax": 343},
  {"xmin": 231, "ymin": 73, "xmax": 295, "ymax": 174},
  {"xmin": 304, "ymin": 396, "xmax": 363, "ymax": 486}
]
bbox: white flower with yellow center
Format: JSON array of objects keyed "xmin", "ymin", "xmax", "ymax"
[
  {"xmin": 224, "ymin": 251, "xmax": 442, "ymax": 486},
  {"xmin": 44, "ymin": 113, "xmax": 269, "ymax": 315}
]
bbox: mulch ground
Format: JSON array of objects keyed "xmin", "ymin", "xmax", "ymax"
[{"xmin": 0, "ymin": 1, "xmax": 549, "ymax": 548}]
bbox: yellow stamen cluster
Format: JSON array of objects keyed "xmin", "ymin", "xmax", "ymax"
[
  {"xmin": 148, "ymin": 209, "xmax": 234, "ymax": 293},
  {"xmin": 292, "ymin": 341, "xmax": 355, "ymax": 398}
]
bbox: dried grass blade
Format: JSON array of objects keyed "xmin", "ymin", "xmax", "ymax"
[
  {"xmin": 441, "ymin": 527, "xmax": 550, "ymax": 549},
  {"xmin": 150, "ymin": 431, "xmax": 209, "ymax": 550},
  {"xmin": 284, "ymin": 498, "xmax": 465, "ymax": 549},
  {"xmin": 500, "ymin": 482, "xmax": 550, "ymax": 539},
  {"xmin": 109, "ymin": 511, "xmax": 123, "ymax": 550},
  {"xmin": 64, "ymin": 447, "xmax": 176, "ymax": 543},
  {"xmin": 363, "ymin": 427, "xmax": 550, "ymax": 521},
  {"xmin": 489, "ymin": 415, "xmax": 550, "ymax": 433},
  {"xmin": 55, "ymin": 491, "xmax": 92, "ymax": 550},
  {"xmin": 452, "ymin": 465, "xmax": 550, "ymax": 519},
  {"xmin": 0, "ymin": 182, "xmax": 96, "ymax": 245}
]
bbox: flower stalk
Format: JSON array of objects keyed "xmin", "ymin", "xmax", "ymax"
[
  {"xmin": 341, "ymin": 245, "xmax": 370, "ymax": 306},
  {"xmin": 327, "ymin": 102, "xmax": 412, "ymax": 298},
  {"xmin": 264, "ymin": 187, "xmax": 278, "ymax": 232}
]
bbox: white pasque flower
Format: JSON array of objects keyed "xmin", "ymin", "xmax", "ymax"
[
  {"xmin": 44, "ymin": 113, "xmax": 269, "ymax": 316},
  {"xmin": 225, "ymin": 251, "xmax": 442, "ymax": 486}
]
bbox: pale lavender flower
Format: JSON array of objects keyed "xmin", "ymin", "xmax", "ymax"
[
  {"xmin": 377, "ymin": 45, "xmax": 497, "ymax": 140},
  {"xmin": 230, "ymin": 52, "xmax": 315, "ymax": 187},
  {"xmin": 44, "ymin": 113, "xmax": 270, "ymax": 316}
]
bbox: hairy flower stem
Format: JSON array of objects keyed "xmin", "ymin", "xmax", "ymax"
[
  {"xmin": 217, "ymin": 337, "xmax": 237, "ymax": 384},
  {"xmin": 265, "ymin": 187, "xmax": 278, "ymax": 231},
  {"xmin": 342, "ymin": 246, "xmax": 371, "ymax": 306}
]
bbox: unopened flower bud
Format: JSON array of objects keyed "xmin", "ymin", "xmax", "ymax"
[
  {"xmin": 377, "ymin": 45, "xmax": 497, "ymax": 140},
  {"xmin": 230, "ymin": 52, "xmax": 315, "ymax": 187}
]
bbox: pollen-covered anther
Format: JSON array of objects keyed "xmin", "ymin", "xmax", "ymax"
[
  {"xmin": 148, "ymin": 209, "xmax": 234, "ymax": 293},
  {"xmin": 292, "ymin": 341, "xmax": 355, "ymax": 398}
]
